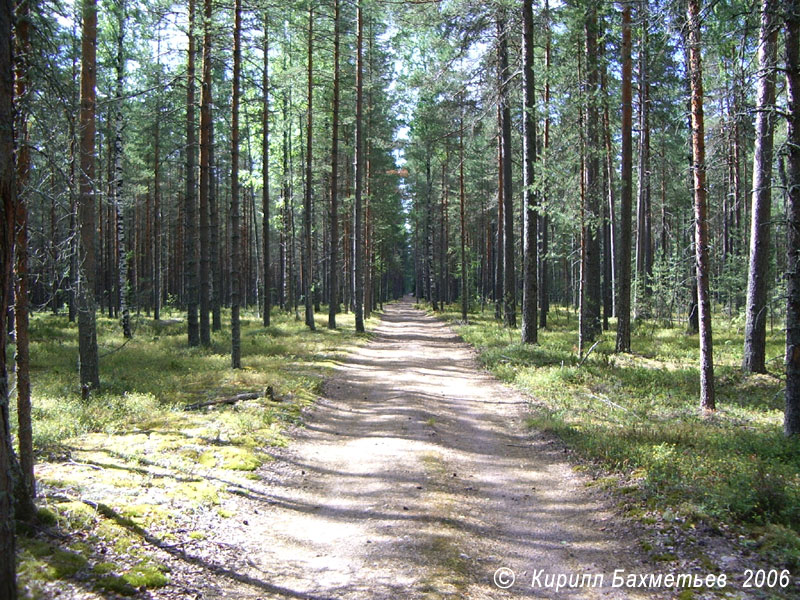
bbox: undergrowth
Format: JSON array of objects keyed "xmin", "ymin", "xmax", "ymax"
[{"xmin": 430, "ymin": 301, "xmax": 800, "ymax": 570}]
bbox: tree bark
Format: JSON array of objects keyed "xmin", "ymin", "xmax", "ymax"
[
  {"xmin": 616, "ymin": 0, "xmax": 634, "ymax": 353},
  {"xmin": 112, "ymin": 0, "xmax": 130, "ymax": 340},
  {"xmin": 784, "ymin": 0, "xmax": 800, "ymax": 435},
  {"xmin": 497, "ymin": 12, "xmax": 516, "ymax": 328},
  {"xmin": 0, "ymin": 0, "xmax": 17, "ymax": 593},
  {"xmin": 459, "ymin": 94, "xmax": 468, "ymax": 323},
  {"xmin": 634, "ymin": 1, "xmax": 652, "ymax": 317},
  {"xmin": 231, "ymin": 0, "xmax": 242, "ymax": 366},
  {"xmin": 687, "ymin": 0, "xmax": 715, "ymax": 411},
  {"xmin": 354, "ymin": 2, "xmax": 365, "ymax": 333},
  {"xmin": 743, "ymin": 0, "xmax": 779, "ymax": 373},
  {"xmin": 78, "ymin": 0, "xmax": 100, "ymax": 389},
  {"xmin": 304, "ymin": 3, "xmax": 315, "ymax": 330},
  {"xmin": 540, "ymin": 0, "xmax": 551, "ymax": 330},
  {"xmin": 199, "ymin": 0, "xmax": 213, "ymax": 344},
  {"xmin": 579, "ymin": 0, "xmax": 602, "ymax": 352},
  {"xmin": 521, "ymin": 0, "xmax": 537, "ymax": 343},
  {"xmin": 185, "ymin": 0, "xmax": 199, "ymax": 346},
  {"xmin": 262, "ymin": 13, "xmax": 271, "ymax": 327},
  {"xmin": 14, "ymin": 0, "xmax": 35, "ymax": 512},
  {"xmin": 328, "ymin": 0, "xmax": 341, "ymax": 329}
]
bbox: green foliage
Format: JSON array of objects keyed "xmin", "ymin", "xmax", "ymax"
[{"xmin": 432, "ymin": 302, "xmax": 800, "ymax": 566}]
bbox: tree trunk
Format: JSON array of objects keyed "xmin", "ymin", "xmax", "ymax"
[
  {"xmin": 784, "ymin": 0, "xmax": 800, "ymax": 435},
  {"xmin": 14, "ymin": 0, "xmax": 35, "ymax": 513},
  {"xmin": 209, "ymin": 81, "xmax": 221, "ymax": 331},
  {"xmin": 521, "ymin": 0, "xmax": 537, "ymax": 343},
  {"xmin": 687, "ymin": 0, "xmax": 715, "ymax": 411},
  {"xmin": 616, "ymin": 0, "xmax": 634, "ymax": 353},
  {"xmin": 540, "ymin": 0, "xmax": 551, "ymax": 330},
  {"xmin": 0, "ymin": 0, "xmax": 17, "ymax": 590},
  {"xmin": 152, "ymin": 32, "xmax": 162, "ymax": 321},
  {"xmin": 459, "ymin": 94, "xmax": 468, "ymax": 323},
  {"xmin": 304, "ymin": 3, "xmax": 315, "ymax": 330},
  {"xmin": 231, "ymin": 0, "xmax": 242, "ymax": 366},
  {"xmin": 354, "ymin": 2, "xmax": 365, "ymax": 333},
  {"xmin": 497, "ymin": 12, "xmax": 516, "ymax": 328},
  {"xmin": 743, "ymin": 0, "xmax": 778, "ymax": 373},
  {"xmin": 199, "ymin": 0, "xmax": 213, "ymax": 344},
  {"xmin": 78, "ymin": 0, "xmax": 100, "ymax": 390},
  {"xmin": 635, "ymin": 1, "xmax": 652, "ymax": 318},
  {"xmin": 262, "ymin": 13, "xmax": 271, "ymax": 327},
  {"xmin": 328, "ymin": 0, "xmax": 340, "ymax": 329},
  {"xmin": 579, "ymin": 0, "xmax": 602, "ymax": 352},
  {"xmin": 185, "ymin": 0, "xmax": 199, "ymax": 346}
]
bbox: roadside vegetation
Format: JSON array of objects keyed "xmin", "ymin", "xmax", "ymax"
[
  {"xmin": 428, "ymin": 302, "xmax": 800, "ymax": 571},
  {"xmin": 9, "ymin": 308, "xmax": 374, "ymax": 598}
]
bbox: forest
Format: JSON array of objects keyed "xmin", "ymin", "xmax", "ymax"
[{"xmin": 2, "ymin": 0, "xmax": 800, "ymax": 597}]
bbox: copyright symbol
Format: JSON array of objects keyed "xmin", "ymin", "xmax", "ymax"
[{"xmin": 493, "ymin": 567, "xmax": 515, "ymax": 589}]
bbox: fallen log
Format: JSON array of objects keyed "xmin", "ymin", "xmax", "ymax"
[{"xmin": 184, "ymin": 386, "xmax": 280, "ymax": 411}]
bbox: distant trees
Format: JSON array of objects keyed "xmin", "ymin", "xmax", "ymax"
[{"xmin": 5, "ymin": 0, "xmax": 800, "ymax": 453}]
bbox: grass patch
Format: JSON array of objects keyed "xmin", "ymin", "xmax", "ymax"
[{"xmin": 430, "ymin": 302, "xmax": 800, "ymax": 567}]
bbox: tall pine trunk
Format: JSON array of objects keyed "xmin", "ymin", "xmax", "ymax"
[
  {"xmin": 185, "ymin": 0, "xmax": 199, "ymax": 346},
  {"xmin": 743, "ymin": 0, "xmax": 778, "ymax": 373},
  {"xmin": 687, "ymin": 0, "xmax": 715, "ymax": 411},
  {"xmin": 540, "ymin": 0, "xmax": 551, "ymax": 330},
  {"xmin": 328, "ymin": 0, "xmax": 340, "ymax": 329},
  {"xmin": 304, "ymin": 3, "xmax": 315, "ymax": 330},
  {"xmin": 198, "ymin": 0, "xmax": 213, "ymax": 344},
  {"xmin": 262, "ymin": 14, "xmax": 271, "ymax": 327},
  {"xmin": 354, "ymin": 2, "xmax": 365, "ymax": 333},
  {"xmin": 784, "ymin": 0, "xmax": 800, "ymax": 435},
  {"xmin": 521, "ymin": 0, "xmax": 537, "ymax": 343},
  {"xmin": 1, "ymin": 0, "xmax": 18, "ymax": 593},
  {"xmin": 579, "ymin": 0, "xmax": 602, "ymax": 352},
  {"xmin": 459, "ymin": 93, "xmax": 468, "ymax": 323},
  {"xmin": 14, "ymin": 0, "xmax": 35, "ymax": 511},
  {"xmin": 497, "ymin": 13, "xmax": 516, "ymax": 328},
  {"xmin": 616, "ymin": 0, "xmax": 634, "ymax": 353},
  {"xmin": 231, "ymin": 0, "xmax": 242, "ymax": 366},
  {"xmin": 113, "ymin": 2, "xmax": 130, "ymax": 339},
  {"xmin": 634, "ymin": 1, "xmax": 652, "ymax": 317},
  {"xmin": 78, "ymin": 0, "xmax": 100, "ymax": 390}
]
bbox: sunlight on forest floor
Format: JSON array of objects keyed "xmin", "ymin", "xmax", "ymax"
[
  {"xmin": 429, "ymin": 301, "xmax": 800, "ymax": 571},
  {"xmin": 8, "ymin": 308, "xmax": 377, "ymax": 598}
]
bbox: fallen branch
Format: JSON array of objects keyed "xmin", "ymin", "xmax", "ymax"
[
  {"xmin": 578, "ymin": 340, "xmax": 602, "ymax": 367},
  {"xmin": 184, "ymin": 387, "xmax": 276, "ymax": 411}
]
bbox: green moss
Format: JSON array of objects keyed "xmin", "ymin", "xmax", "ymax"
[
  {"xmin": 219, "ymin": 446, "xmax": 263, "ymax": 471},
  {"xmin": 171, "ymin": 480, "xmax": 221, "ymax": 505},
  {"xmin": 198, "ymin": 450, "xmax": 217, "ymax": 467},
  {"xmin": 96, "ymin": 574, "xmax": 138, "ymax": 595},
  {"xmin": 92, "ymin": 561, "xmax": 118, "ymax": 575},
  {"xmin": 121, "ymin": 562, "xmax": 169, "ymax": 588},
  {"xmin": 17, "ymin": 542, "xmax": 88, "ymax": 581}
]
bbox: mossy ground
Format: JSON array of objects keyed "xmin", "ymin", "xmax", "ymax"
[
  {"xmin": 428, "ymin": 302, "xmax": 800, "ymax": 570},
  {"xmin": 9, "ymin": 306, "xmax": 377, "ymax": 598}
]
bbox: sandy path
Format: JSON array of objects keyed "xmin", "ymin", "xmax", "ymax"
[{"xmin": 196, "ymin": 299, "xmax": 655, "ymax": 599}]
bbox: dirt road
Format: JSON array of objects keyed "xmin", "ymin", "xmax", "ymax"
[{"xmin": 195, "ymin": 299, "xmax": 653, "ymax": 599}]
